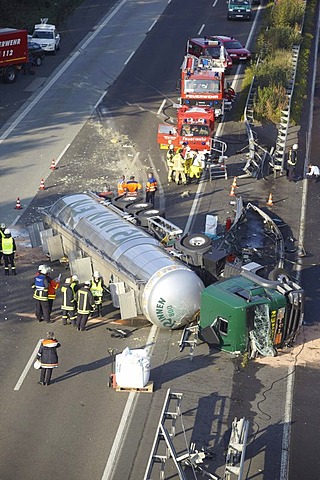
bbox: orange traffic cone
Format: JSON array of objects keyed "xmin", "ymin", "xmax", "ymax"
[
  {"xmin": 50, "ymin": 159, "xmax": 56, "ymax": 171},
  {"xmin": 14, "ymin": 197, "xmax": 22, "ymax": 209},
  {"xmin": 232, "ymin": 176, "xmax": 238, "ymax": 188},
  {"xmin": 229, "ymin": 184, "xmax": 236, "ymax": 197},
  {"xmin": 39, "ymin": 179, "xmax": 45, "ymax": 190},
  {"xmin": 267, "ymin": 193, "xmax": 273, "ymax": 206}
]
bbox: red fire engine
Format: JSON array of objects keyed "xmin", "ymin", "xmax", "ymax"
[
  {"xmin": 180, "ymin": 54, "xmax": 229, "ymax": 117},
  {"xmin": 157, "ymin": 105, "xmax": 215, "ymax": 151}
]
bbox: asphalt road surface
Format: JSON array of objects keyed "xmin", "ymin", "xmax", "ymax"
[{"xmin": 0, "ymin": 0, "xmax": 319, "ymax": 479}]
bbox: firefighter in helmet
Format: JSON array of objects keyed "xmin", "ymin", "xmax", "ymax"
[
  {"xmin": 166, "ymin": 145, "xmax": 175, "ymax": 182},
  {"xmin": 90, "ymin": 271, "xmax": 105, "ymax": 317}
]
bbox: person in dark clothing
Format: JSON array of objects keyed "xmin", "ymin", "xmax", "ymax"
[
  {"xmin": 61, "ymin": 277, "xmax": 77, "ymax": 325},
  {"xmin": 1, "ymin": 228, "xmax": 16, "ymax": 275},
  {"xmin": 0, "ymin": 223, "xmax": 5, "ymax": 266},
  {"xmin": 287, "ymin": 144, "xmax": 298, "ymax": 182},
  {"xmin": 76, "ymin": 281, "xmax": 94, "ymax": 331},
  {"xmin": 32, "ymin": 265, "xmax": 51, "ymax": 323},
  {"xmin": 145, "ymin": 172, "xmax": 158, "ymax": 207},
  {"xmin": 37, "ymin": 332, "xmax": 60, "ymax": 386}
]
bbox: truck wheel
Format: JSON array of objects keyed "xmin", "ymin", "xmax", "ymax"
[
  {"xmin": 125, "ymin": 202, "xmax": 152, "ymax": 214},
  {"xmin": 268, "ymin": 267, "xmax": 291, "ymax": 282},
  {"xmin": 180, "ymin": 234, "xmax": 211, "ymax": 252},
  {"xmin": 111, "ymin": 195, "xmax": 142, "ymax": 211},
  {"xmin": 3, "ymin": 67, "xmax": 16, "ymax": 84},
  {"xmin": 135, "ymin": 209, "xmax": 164, "ymax": 227}
]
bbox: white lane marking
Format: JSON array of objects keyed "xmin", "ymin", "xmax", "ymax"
[
  {"xmin": 157, "ymin": 99, "xmax": 166, "ymax": 115},
  {"xmin": 184, "ymin": 117, "xmax": 224, "ymax": 234},
  {"xmin": 148, "ymin": 19, "xmax": 157, "ymax": 32},
  {"xmin": 0, "ymin": 0, "xmax": 129, "ymax": 145},
  {"xmin": 101, "ymin": 324, "xmax": 158, "ymax": 480},
  {"xmin": 124, "ymin": 51, "xmax": 135, "ymax": 65},
  {"xmin": 55, "ymin": 143, "xmax": 71, "ymax": 166},
  {"xmin": 94, "ymin": 91, "xmax": 108, "ymax": 109},
  {"xmin": 280, "ymin": 365, "xmax": 295, "ymax": 480},
  {"xmin": 14, "ymin": 339, "xmax": 43, "ymax": 391},
  {"xmin": 198, "ymin": 24, "xmax": 205, "ymax": 35},
  {"xmin": 212, "ymin": 0, "xmax": 219, "ymax": 7},
  {"xmin": 12, "ymin": 214, "xmax": 22, "ymax": 227},
  {"xmin": 130, "ymin": 152, "xmax": 140, "ymax": 167}
]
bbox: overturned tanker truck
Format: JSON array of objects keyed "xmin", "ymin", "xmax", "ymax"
[{"xmin": 43, "ymin": 193, "xmax": 304, "ymax": 357}]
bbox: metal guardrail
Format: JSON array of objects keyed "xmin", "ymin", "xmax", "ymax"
[{"xmin": 270, "ymin": 45, "xmax": 300, "ymax": 174}]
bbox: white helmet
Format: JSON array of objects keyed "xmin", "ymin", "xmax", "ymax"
[
  {"xmin": 40, "ymin": 266, "xmax": 47, "ymax": 274},
  {"xmin": 292, "ymin": 144, "xmax": 298, "ymax": 150},
  {"xmin": 93, "ymin": 270, "xmax": 100, "ymax": 278},
  {"xmin": 169, "ymin": 144, "xmax": 174, "ymax": 150},
  {"xmin": 71, "ymin": 275, "xmax": 79, "ymax": 282},
  {"xmin": 4, "ymin": 228, "xmax": 11, "ymax": 235},
  {"xmin": 0, "ymin": 223, "xmax": 5, "ymax": 229},
  {"xmin": 38, "ymin": 264, "xmax": 44, "ymax": 271},
  {"xmin": 65, "ymin": 277, "xmax": 71, "ymax": 284}
]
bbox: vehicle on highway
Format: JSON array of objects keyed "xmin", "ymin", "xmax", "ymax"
[
  {"xmin": 157, "ymin": 105, "xmax": 215, "ymax": 151},
  {"xmin": 28, "ymin": 41, "xmax": 45, "ymax": 66},
  {"xmin": 187, "ymin": 38, "xmax": 233, "ymax": 74},
  {"xmin": 179, "ymin": 54, "xmax": 232, "ymax": 117},
  {"xmin": 227, "ymin": 0, "xmax": 252, "ymax": 20},
  {"xmin": 210, "ymin": 36, "xmax": 251, "ymax": 62},
  {"xmin": 31, "ymin": 19, "xmax": 60, "ymax": 54},
  {"xmin": 0, "ymin": 28, "xmax": 28, "ymax": 83}
]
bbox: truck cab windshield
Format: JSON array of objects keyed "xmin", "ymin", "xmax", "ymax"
[
  {"xmin": 180, "ymin": 125, "xmax": 210, "ymax": 136},
  {"xmin": 184, "ymin": 79, "xmax": 220, "ymax": 94}
]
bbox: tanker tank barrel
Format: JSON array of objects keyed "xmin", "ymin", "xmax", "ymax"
[{"xmin": 44, "ymin": 193, "xmax": 204, "ymax": 329}]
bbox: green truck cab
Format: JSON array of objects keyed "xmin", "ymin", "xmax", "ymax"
[
  {"xmin": 227, "ymin": 0, "xmax": 252, "ymax": 20},
  {"xmin": 197, "ymin": 271, "xmax": 304, "ymax": 357}
]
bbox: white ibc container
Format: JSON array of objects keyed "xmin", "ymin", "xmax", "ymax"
[{"xmin": 115, "ymin": 347, "xmax": 150, "ymax": 388}]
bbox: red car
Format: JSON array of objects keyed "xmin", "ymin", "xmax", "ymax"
[{"xmin": 210, "ymin": 36, "xmax": 251, "ymax": 62}]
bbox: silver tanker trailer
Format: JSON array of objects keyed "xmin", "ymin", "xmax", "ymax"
[{"xmin": 43, "ymin": 193, "xmax": 205, "ymax": 329}]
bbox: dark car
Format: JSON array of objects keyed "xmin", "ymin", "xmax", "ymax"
[
  {"xmin": 28, "ymin": 41, "xmax": 45, "ymax": 66},
  {"xmin": 210, "ymin": 36, "xmax": 251, "ymax": 62}
]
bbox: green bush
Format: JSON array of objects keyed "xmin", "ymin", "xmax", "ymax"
[
  {"xmin": 254, "ymin": 84, "xmax": 288, "ymax": 123},
  {"xmin": 271, "ymin": 0, "xmax": 305, "ymax": 28},
  {"xmin": 258, "ymin": 26, "xmax": 301, "ymax": 54},
  {"xmin": 252, "ymin": 50, "xmax": 292, "ymax": 88}
]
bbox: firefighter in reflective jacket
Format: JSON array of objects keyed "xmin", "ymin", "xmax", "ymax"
[
  {"xmin": 2, "ymin": 229, "xmax": 16, "ymax": 275},
  {"xmin": 0, "ymin": 223, "xmax": 5, "ymax": 266},
  {"xmin": 117, "ymin": 175, "xmax": 126, "ymax": 196},
  {"xmin": 189, "ymin": 150, "xmax": 205, "ymax": 182},
  {"xmin": 33, "ymin": 265, "xmax": 50, "ymax": 323},
  {"xmin": 172, "ymin": 149, "xmax": 187, "ymax": 185},
  {"xmin": 90, "ymin": 271, "xmax": 104, "ymax": 317},
  {"xmin": 145, "ymin": 172, "xmax": 158, "ymax": 207},
  {"xmin": 76, "ymin": 281, "xmax": 94, "ymax": 331},
  {"xmin": 124, "ymin": 176, "xmax": 142, "ymax": 195},
  {"xmin": 60, "ymin": 277, "xmax": 77, "ymax": 325},
  {"xmin": 183, "ymin": 146, "xmax": 194, "ymax": 183},
  {"xmin": 166, "ymin": 145, "xmax": 175, "ymax": 182}
]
